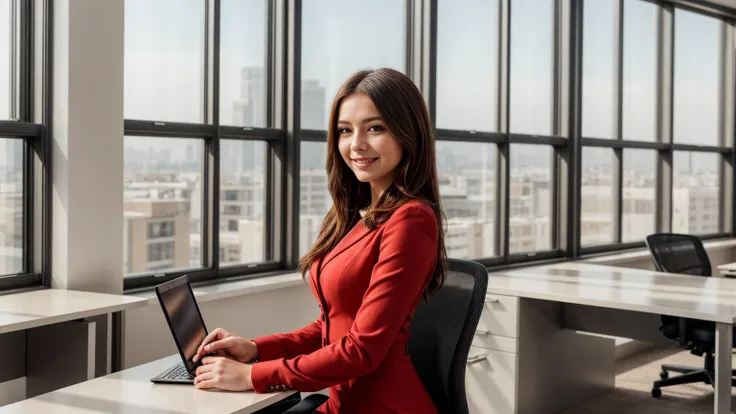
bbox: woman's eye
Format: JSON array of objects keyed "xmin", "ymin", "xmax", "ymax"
[
  {"xmin": 368, "ymin": 125, "xmax": 384, "ymax": 132},
  {"xmin": 338, "ymin": 127, "xmax": 350, "ymax": 134}
]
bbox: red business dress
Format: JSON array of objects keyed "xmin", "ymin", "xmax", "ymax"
[{"xmin": 250, "ymin": 200, "xmax": 439, "ymax": 414}]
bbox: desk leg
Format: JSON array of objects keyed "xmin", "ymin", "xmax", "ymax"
[{"xmin": 714, "ymin": 322, "xmax": 732, "ymax": 414}]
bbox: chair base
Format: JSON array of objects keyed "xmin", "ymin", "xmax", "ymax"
[{"xmin": 651, "ymin": 362, "xmax": 736, "ymax": 399}]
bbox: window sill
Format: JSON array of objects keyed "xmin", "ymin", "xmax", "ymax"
[
  {"xmin": 129, "ymin": 271, "xmax": 306, "ymax": 305},
  {"xmin": 581, "ymin": 238, "xmax": 736, "ymax": 264}
]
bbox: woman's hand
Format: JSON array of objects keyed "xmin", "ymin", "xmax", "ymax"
[
  {"xmin": 193, "ymin": 327, "xmax": 258, "ymax": 363},
  {"xmin": 194, "ymin": 356, "xmax": 253, "ymax": 391}
]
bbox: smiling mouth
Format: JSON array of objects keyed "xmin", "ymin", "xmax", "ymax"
[{"xmin": 353, "ymin": 158, "xmax": 378, "ymax": 165}]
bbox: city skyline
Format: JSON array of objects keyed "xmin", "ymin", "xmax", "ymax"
[{"xmin": 0, "ymin": 0, "xmax": 730, "ymax": 276}]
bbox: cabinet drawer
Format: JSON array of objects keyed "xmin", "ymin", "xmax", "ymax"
[
  {"xmin": 477, "ymin": 293, "xmax": 519, "ymax": 338},
  {"xmin": 472, "ymin": 332, "xmax": 518, "ymax": 354},
  {"xmin": 465, "ymin": 346, "xmax": 518, "ymax": 414}
]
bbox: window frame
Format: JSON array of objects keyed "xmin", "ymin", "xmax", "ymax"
[
  {"xmin": 578, "ymin": 0, "xmax": 734, "ymax": 256},
  {"xmin": 123, "ymin": 0, "xmax": 284, "ymax": 290},
  {"xmin": 122, "ymin": 0, "xmax": 736, "ymax": 292},
  {"xmin": 0, "ymin": 0, "xmax": 51, "ymax": 291}
]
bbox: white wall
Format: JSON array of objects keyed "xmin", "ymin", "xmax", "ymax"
[
  {"xmin": 123, "ymin": 283, "xmax": 317, "ymax": 369},
  {"xmin": 121, "ymin": 241, "xmax": 736, "ymax": 370}
]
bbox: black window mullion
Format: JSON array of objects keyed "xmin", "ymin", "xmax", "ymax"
[{"xmin": 211, "ymin": 0, "xmax": 221, "ymax": 272}]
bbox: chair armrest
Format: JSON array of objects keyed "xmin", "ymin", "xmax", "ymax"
[{"xmin": 283, "ymin": 394, "xmax": 329, "ymax": 413}]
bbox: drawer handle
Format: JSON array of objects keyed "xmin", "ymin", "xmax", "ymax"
[
  {"xmin": 467, "ymin": 353, "xmax": 489, "ymax": 365},
  {"xmin": 485, "ymin": 294, "xmax": 499, "ymax": 304},
  {"xmin": 475, "ymin": 329, "xmax": 490, "ymax": 336}
]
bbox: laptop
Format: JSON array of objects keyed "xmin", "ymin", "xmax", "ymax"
[{"xmin": 150, "ymin": 275, "xmax": 211, "ymax": 384}]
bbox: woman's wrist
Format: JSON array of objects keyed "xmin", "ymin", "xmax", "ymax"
[{"xmin": 247, "ymin": 340, "xmax": 260, "ymax": 363}]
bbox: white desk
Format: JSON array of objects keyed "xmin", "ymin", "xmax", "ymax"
[
  {"xmin": 718, "ymin": 262, "xmax": 736, "ymax": 277},
  {"xmin": 470, "ymin": 262, "xmax": 736, "ymax": 414},
  {"xmin": 0, "ymin": 355, "xmax": 297, "ymax": 414},
  {"xmin": 0, "ymin": 289, "xmax": 146, "ymax": 334},
  {"xmin": 0, "ymin": 289, "xmax": 148, "ymax": 398}
]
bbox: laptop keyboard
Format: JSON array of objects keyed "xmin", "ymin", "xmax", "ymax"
[{"xmin": 161, "ymin": 363, "xmax": 194, "ymax": 381}]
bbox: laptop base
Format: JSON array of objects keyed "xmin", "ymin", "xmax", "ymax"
[{"xmin": 150, "ymin": 362, "xmax": 194, "ymax": 384}]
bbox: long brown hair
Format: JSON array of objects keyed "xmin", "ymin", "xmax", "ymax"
[{"xmin": 298, "ymin": 68, "xmax": 447, "ymax": 295}]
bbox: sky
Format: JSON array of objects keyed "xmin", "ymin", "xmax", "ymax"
[{"xmin": 0, "ymin": 0, "xmax": 727, "ymax": 173}]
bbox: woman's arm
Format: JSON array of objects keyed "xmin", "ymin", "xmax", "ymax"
[
  {"xmin": 250, "ymin": 319, "xmax": 323, "ymax": 361},
  {"xmin": 250, "ymin": 203, "xmax": 438, "ymax": 392}
]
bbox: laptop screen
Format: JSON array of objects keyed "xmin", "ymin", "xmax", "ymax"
[{"xmin": 158, "ymin": 278, "xmax": 207, "ymax": 373}]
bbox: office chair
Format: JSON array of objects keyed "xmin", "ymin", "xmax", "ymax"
[
  {"xmin": 645, "ymin": 233, "xmax": 736, "ymax": 398},
  {"xmin": 282, "ymin": 258, "xmax": 489, "ymax": 414}
]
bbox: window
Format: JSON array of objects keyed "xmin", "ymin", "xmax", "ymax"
[
  {"xmin": 436, "ymin": 0, "xmax": 499, "ymax": 132},
  {"xmin": 0, "ymin": 0, "xmax": 45, "ymax": 285},
  {"xmin": 219, "ymin": 140, "xmax": 266, "ymax": 266},
  {"xmin": 672, "ymin": 152, "xmax": 721, "ymax": 235},
  {"xmin": 0, "ymin": 0, "xmax": 17, "ymax": 121},
  {"xmin": 124, "ymin": 0, "xmax": 205, "ymax": 122},
  {"xmin": 123, "ymin": 137, "xmax": 203, "ymax": 276},
  {"xmin": 0, "ymin": 139, "xmax": 23, "ymax": 275},
  {"xmin": 147, "ymin": 241, "xmax": 175, "ymax": 263},
  {"xmin": 299, "ymin": 142, "xmax": 330, "ymax": 256},
  {"xmin": 220, "ymin": 0, "xmax": 268, "ymax": 127},
  {"xmin": 437, "ymin": 142, "xmax": 497, "ymax": 259},
  {"xmin": 673, "ymin": 10, "xmax": 722, "ymax": 146},
  {"xmin": 581, "ymin": 147, "xmax": 615, "ymax": 246},
  {"xmin": 582, "ymin": 0, "xmax": 615, "ymax": 139},
  {"xmin": 148, "ymin": 221, "xmax": 176, "ymax": 239},
  {"xmin": 622, "ymin": 0, "xmax": 658, "ymax": 142},
  {"xmin": 301, "ymin": 0, "xmax": 405, "ymax": 130},
  {"xmin": 622, "ymin": 149, "xmax": 656, "ymax": 242},
  {"xmin": 510, "ymin": 0, "xmax": 554, "ymax": 136},
  {"xmin": 509, "ymin": 144, "xmax": 552, "ymax": 253}
]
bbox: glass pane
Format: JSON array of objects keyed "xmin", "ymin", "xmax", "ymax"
[
  {"xmin": 124, "ymin": 0, "xmax": 205, "ymax": 122},
  {"xmin": 510, "ymin": 0, "xmax": 554, "ymax": 135},
  {"xmin": 622, "ymin": 0, "xmax": 657, "ymax": 142},
  {"xmin": 581, "ymin": 147, "xmax": 615, "ymax": 246},
  {"xmin": 436, "ymin": 142, "xmax": 497, "ymax": 259},
  {"xmin": 622, "ymin": 149, "xmax": 656, "ymax": 242},
  {"xmin": 673, "ymin": 10, "xmax": 722, "ymax": 146},
  {"xmin": 123, "ymin": 137, "xmax": 204, "ymax": 276},
  {"xmin": 301, "ymin": 0, "xmax": 405, "ymax": 130},
  {"xmin": 220, "ymin": 0, "xmax": 268, "ymax": 127},
  {"xmin": 0, "ymin": 0, "xmax": 18, "ymax": 120},
  {"xmin": 672, "ymin": 152, "xmax": 721, "ymax": 235},
  {"xmin": 220, "ymin": 140, "xmax": 266, "ymax": 266},
  {"xmin": 509, "ymin": 144, "xmax": 552, "ymax": 253},
  {"xmin": 0, "ymin": 138, "xmax": 23, "ymax": 275},
  {"xmin": 299, "ymin": 142, "xmax": 331, "ymax": 256},
  {"xmin": 436, "ymin": 0, "xmax": 499, "ymax": 132},
  {"xmin": 582, "ymin": 0, "xmax": 615, "ymax": 139}
]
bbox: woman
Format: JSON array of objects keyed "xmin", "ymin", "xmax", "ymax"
[{"xmin": 191, "ymin": 67, "xmax": 447, "ymax": 414}]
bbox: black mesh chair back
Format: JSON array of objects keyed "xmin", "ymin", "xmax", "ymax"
[
  {"xmin": 645, "ymin": 233, "xmax": 711, "ymax": 277},
  {"xmin": 408, "ymin": 259, "xmax": 489, "ymax": 414}
]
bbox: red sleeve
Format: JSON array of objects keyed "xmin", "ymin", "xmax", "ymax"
[
  {"xmin": 250, "ymin": 204, "xmax": 438, "ymax": 392},
  {"xmin": 251, "ymin": 319, "xmax": 323, "ymax": 361}
]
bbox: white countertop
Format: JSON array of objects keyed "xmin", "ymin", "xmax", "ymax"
[
  {"xmin": 488, "ymin": 262, "xmax": 736, "ymax": 324},
  {"xmin": 0, "ymin": 355, "xmax": 296, "ymax": 414},
  {"xmin": 717, "ymin": 262, "xmax": 736, "ymax": 272},
  {"xmin": 0, "ymin": 289, "xmax": 147, "ymax": 334}
]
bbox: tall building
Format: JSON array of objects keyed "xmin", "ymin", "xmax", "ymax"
[
  {"xmin": 232, "ymin": 67, "xmax": 266, "ymax": 127},
  {"xmin": 0, "ymin": 182, "xmax": 23, "ymax": 275},
  {"xmin": 123, "ymin": 199, "xmax": 190, "ymax": 274},
  {"xmin": 301, "ymin": 79, "xmax": 326, "ymax": 129}
]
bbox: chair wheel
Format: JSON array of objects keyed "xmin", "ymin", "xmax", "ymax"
[
  {"xmin": 659, "ymin": 370, "xmax": 669, "ymax": 379},
  {"xmin": 652, "ymin": 387, "xmax": 662, "ymax": 398}
]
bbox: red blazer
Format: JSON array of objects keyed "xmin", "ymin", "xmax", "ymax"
[{"xmin": 250, "ymin": 200, "xmax": 439, "ymax": 414}]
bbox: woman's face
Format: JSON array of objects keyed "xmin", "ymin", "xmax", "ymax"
[{"xmin": 337, "ymin": 92, "xmax": 403, "ymax": 197}]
